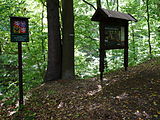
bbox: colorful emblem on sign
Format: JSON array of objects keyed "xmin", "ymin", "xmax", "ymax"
[{"xmin": 13, "ymin": 21, "xmax": 27, "ymax": 34}]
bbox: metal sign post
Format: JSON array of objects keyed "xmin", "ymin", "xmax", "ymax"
[
  {"xmin": 10, "ymin": 16, "xmax": 29, "ymax": 110},
  {"xmin": 18, "ymin": 42, "xmax": 23, "ymax": 108}
]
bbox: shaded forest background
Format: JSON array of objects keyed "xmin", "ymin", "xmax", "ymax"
[{"xmin": 0, "ymin": 0, "xmax": 160, "ymax": 113}]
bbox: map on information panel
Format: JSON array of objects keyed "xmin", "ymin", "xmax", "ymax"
[{"xmin": 105, "ymin": 26, "xmax": 125, "ymax": 49}]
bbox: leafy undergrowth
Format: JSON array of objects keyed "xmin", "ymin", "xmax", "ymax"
[{"xmin": 1, "ymin": 57, "xmax": 160, "ymax": 120}]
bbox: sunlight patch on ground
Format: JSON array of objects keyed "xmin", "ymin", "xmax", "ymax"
[
  {"xmin": 115, "ymin": 92, "xmax": 128, "ymax": 100},
  {"xmin": 87, "ymin": 85, "xmax": 102, "ymax": 96},
  {"xmin": 88, "ymin": 103, "xmax": 102, "ymax": 111},
  {"xmin": 57, "ymin": 101, "xmax": 64, "ymax": 109},
  {"xmin": 134, "ymin": 110, "xmax": 150, "ymax": 119}
]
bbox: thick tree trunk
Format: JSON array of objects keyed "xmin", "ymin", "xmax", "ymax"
[
  {"xmin": 45, "ymin": 0, "xmax": 62, "ymax": 81},
  {"xmin": 61, "ymin": 0, "xmax": 75, "ymax": 79}
]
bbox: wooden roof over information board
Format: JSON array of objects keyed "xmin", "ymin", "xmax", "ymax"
[{"xmin": 91, "ymin": 8, "xmax": 137, "ymax": 22}]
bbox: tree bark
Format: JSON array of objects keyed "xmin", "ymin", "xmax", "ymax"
[
  {"xmin": 45, "ymin": 0, "xmax": 62, "ymax": 81},
  {"xmin": 131, "ymin": 22, "xmax": 137, "ymax": 61},
  {"xmin": 117, "ymin": 0, "xmax": 119, "ymax": 11},
  {"xmin": 61, "ymin": 0, "xmax": 75, "ymax": 79},
  {"xmin": 41, "ymin": 5, "xmax": 45, "ymax": 61},
  {"xmin": 106, "ymin": 0, "xmax": 110, "ymax": 9},
  {"xmin": 96, "ymin": 0, "xmax": 101, "ymax": 8},
  {"xmin": 146, "ymin": 0, "xmax": 152, "ymax": 55}
]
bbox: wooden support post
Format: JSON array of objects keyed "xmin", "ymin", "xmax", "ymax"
[
  {"xmin": 99, "ymin": 49, "xmax": 105, "ymax": 83},
  {"xmin": 124, "ymin": 22, "xmax": 128, "ymax": 71},
  {"xmin": 124, "ymin": 48, "xmax": 128, "ymax": 71},
  {"xmin": 99, "ymin": 22, "xmax": 105, "ymax": 92},
  {"xmin": 18, "ymin": 42, "xmax": 23, "ymax": 109}
]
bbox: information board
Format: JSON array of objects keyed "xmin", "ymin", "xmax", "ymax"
[
  {"xmin": 105, "ymin": 26, "xmax": 125, "ymax": 49},
  {"xmin": 10, "ymin": 17, "xmax": 29, "ymax": 42}
]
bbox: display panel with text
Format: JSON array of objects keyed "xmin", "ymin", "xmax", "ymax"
[{"xmin": 105, "ymin": 26, "xmax": 125, "ymax": 49}]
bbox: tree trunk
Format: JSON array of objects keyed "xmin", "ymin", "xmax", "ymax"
[
  {"xmin": 96, "ymin": 0, "xmax": 101, "ymax": 8},
  {"xmin": 41, "ymin": 5, "xmax": 45, "ymax": 61},
  {"xmin": 146, "ymin": 0, "xmax": 152, "ymax": 55},
  {"xmin": 106, "ymin": 0, "xmax": 110, "ymax": 9},
  {"xmin": 117, "ymin": 0, "xmax": 119, "ymax": 11},
  {"xmin": 61, "ymin": 0, "xmax": 75, "ymax": 79},
  {"xmin": 45, "ymin": 0, "xmax": 62, "ymax": 81},
  {"xmin": 131, "ymin": 22, "xmax": 137, "ymax": 61}
]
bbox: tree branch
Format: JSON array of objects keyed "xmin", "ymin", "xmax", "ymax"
[
  {"xmin": 82, "ymin": 0, "xmax": 96, "ymax": 10},
  {"xmin": 40, "ymin": 0, "xmax": 47, "ymax": 7}
]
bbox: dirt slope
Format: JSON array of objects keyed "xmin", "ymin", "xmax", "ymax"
[{"xmin": 7, "ymin": 57, "xmax": 160, "ymax": 119}]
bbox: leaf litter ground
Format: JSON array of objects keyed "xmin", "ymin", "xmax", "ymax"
[{"xmin": 3, "ymin": 57, "xmax": 160, "ymax": 120}]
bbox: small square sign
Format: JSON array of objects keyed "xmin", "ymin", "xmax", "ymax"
[{"xmin": 10, "ymin": 17, "xmax": 29, "ymax": 42}]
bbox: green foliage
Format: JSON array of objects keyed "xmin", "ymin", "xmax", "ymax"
[
  {"xmin": 74, "ymin": 14, "xmax": 99, "ymax": 78},
  {"xmin": 74, "ymin": 0, "xmax": 160, "ymax": 78},
  {"xmin": 0, "ymin": 0, "xmax": 47, "ymax": 113}
]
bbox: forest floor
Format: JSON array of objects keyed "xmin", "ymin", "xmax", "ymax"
[{"xmin": 2, "ymin": 57, "xmax": 160, "ymax": 120}]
